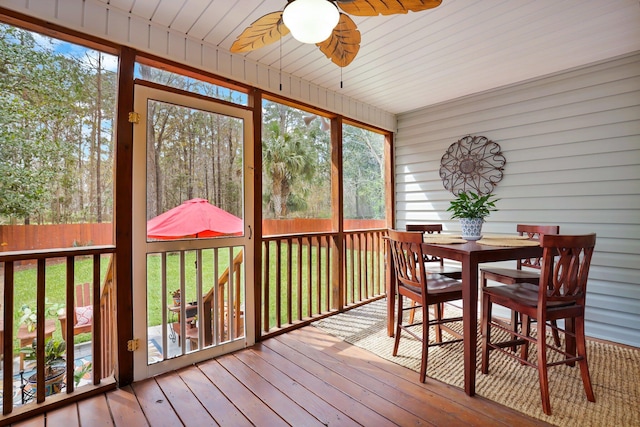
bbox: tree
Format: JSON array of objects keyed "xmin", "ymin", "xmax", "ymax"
[
  {"xmin": 139, "ymin": 64, "xmax": 245, "ymax": 220},
  {"xmin": 342, "ymin": 124, "xmax": 385, "ymax": 219},
  {"xmin": 0, "ymin": 24, "xmax": 118, "ymax": 225},
  {"xmin": 0, "ymin": 25, "xmax": 86, "ymax": 223},
  {"xmin": 261, "ymin": 102, "xmax": 322, "ymax": 219}
]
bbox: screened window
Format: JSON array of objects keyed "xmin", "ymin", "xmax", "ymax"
[
  {"xmin": 0, "ymin": 23, "xmax": 117, "ymax": 247},
  {"xmin": 342, "ymin": 123, "xmax": 386, "ymax": 229},
  {"xmin": 135, "ymin": 63, "xmax": 248, "ymax": 106},
  {"xmin": 261, "ymin": 100, "xmax": 332, "ymax": 226}
]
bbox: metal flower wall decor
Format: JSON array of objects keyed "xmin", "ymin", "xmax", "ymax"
[{"xmin": 439, "ymin": 135, "xmax": 506, "ymax": 196}]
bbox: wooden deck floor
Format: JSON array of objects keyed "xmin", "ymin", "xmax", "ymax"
[{"xmin": 10, "ymin": 326, "xmax": 550, "ymax": 427}]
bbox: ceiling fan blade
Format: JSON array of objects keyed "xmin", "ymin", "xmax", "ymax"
[
  {"xmin": 317, "ymin": 13, "xmax": 360, "ymax": 67},
  {"xmin": 230, "ymin": 12, "xmax": 290, "ymax": 53},
  {"xmin": 336, "ymin": 0, "xmax": 442, "ymax": 16}
]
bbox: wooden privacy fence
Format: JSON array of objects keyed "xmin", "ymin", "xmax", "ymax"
[
  {"xmin": 0, "ymin": 219, "xmax": 385, "ymax": 253},
  {"xmin": 262, "ymin": 219, "xmax": 385, "ymax": 236},
  {"xmin": 0, "ymin": 224, "xmax": 113, "ymax": 266}
]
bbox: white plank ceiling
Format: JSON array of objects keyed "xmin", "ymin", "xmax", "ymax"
[{"xmin": 97, "ymin": 0, "xmax": 640, "ymax": 114}]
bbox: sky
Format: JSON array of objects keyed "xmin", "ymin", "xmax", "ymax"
[{"xmin": 32, "ymin": 31, "xmax": 119, "ymax": 72}]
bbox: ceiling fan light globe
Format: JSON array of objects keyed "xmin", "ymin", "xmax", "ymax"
[{"xmin": 283, "ymin": 0, "xmax": 339, "ymax": 44}]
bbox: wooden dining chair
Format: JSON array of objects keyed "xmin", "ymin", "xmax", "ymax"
[
  {"xmin": 388, "ymin": 229, "xmax": 464, "ymax": 383},
  {"xmin": 481, "ymin": 233, "xmax": 596, "ymax": 415},
  {"xmin": 405, "ymin": 224, "xmax": 463, "ymax": 333},
  {"xmin": 480, "ymin": 224, "xmax": 560, "ymax": 346},
  {"xmin": 406, "ymin": 224, "xmax": 462, "ymax": 279}
]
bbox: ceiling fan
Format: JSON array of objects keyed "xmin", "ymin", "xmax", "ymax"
[{"xmin": 230, "ymin": 0, "xmax": 442, "ymax": 67}]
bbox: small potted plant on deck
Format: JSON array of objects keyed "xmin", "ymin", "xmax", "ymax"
[
  {"xmin": 21, "ymin": 338, "xmax": 67, "ymax": 397},
  {"xmin": 170, "ymin": 289, "xmax": 181, "ymax": 306},
  {"xmin": 447, "ymin": 191, "xmax": 499, "ymax": 240}
]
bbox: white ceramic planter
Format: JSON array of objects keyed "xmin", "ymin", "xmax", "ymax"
[{"xmin": 460, "ymin": 218, "xmax": 483, "ymax": 241}]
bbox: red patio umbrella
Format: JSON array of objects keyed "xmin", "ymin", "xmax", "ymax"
[{"xmin": 147, "ymin": 198, "xmax": 243, "ymax": 239}]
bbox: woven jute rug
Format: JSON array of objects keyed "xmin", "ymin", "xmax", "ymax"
[{"xmin": 312, "ymin": 299, "xmax": 640, "ymax": 427}]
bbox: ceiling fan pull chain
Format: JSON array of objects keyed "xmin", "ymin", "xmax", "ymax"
[{"xmin": 279, "ymin": 34, "xmax": 283, "ymax": 91}]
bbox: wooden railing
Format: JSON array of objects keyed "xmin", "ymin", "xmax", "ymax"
[
  {"xmin": 99, "ymin": 257, "xmax": 116, "ymax": 379},
  {"xmin": 343, "ymin": 229, "xmax": 387, "ymax": 305},
  {"xmin": 202, "ymin": 250, "xmax": 244, "ymax": 345},
  {"xmin": 261, "ymin": 229, "xmax": 387, "ymax": 337},
  {"xmin": 0, "ymin": 246, "xmax": 116, "ymax": 417},
  {"xmin": 158, "ymin": 246, "xmax": 245, "ymax": 357}
]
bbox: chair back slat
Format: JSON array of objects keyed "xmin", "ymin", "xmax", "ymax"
[
  {"xmin": 388, "ymin": 229, "xmax": 427, "ymax": 294},
  {"xmin": 517, "ymin": 224, "xmax": 560, "ymax": 269},
  {"xmin": 406, "ymin": 224, "xmax": 443, "ymax": 234},
  {"xmin": 405, "ymin": 224, "xmax": 445, "ymax": 265},
  {"xmin": 539, "ymin": 234, "xmax": 596, "ymax": 304}
]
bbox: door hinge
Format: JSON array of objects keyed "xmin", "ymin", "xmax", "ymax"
[
  {"xmin": 127, "ymin": 339, "xmax": 139, "ymax": 351},
  {"xmin": 128, "ymin": 112, "xmax": 140, "ymax": 124}
]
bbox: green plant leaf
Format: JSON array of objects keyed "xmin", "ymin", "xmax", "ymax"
[{"xmin": 447, "ymin": 191, "xmax": 499, "ymax": 219}]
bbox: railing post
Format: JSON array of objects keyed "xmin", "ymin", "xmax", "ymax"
[
  {"xmin": 65, "ymin": 256, "xmax": 75, "ymax": 393},
  {"xmin": 203, "ymin": 292, "xmax": 213, "ymax": 347},
  {"xmin": 92, "ymin": 253, "xmax": 102, "ymax": 385},
  {"xmin": 263, "ymin": 241, "xmax": 270, "ymax": 333},
  {"xmin": 234, "ymin": 256, "xmax": 242, "ymax": 337},
  {"xmin": 2, "ymin": 261, "xmax": 15, "ymax": 415}
]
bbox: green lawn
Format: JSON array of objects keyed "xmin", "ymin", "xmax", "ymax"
[
  {"xmin": 145, "ymin": 248, "xmax": 243, "ymax": 328},
  {"xmin": 9, "ymin": 256, "xmax": 112, "ymax": 349}
]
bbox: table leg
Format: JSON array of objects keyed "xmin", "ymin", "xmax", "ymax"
[
  {"xmin": 19, "ymin": 338, "xmax": 27, "ymax": 371},
  {"xmin": 386, "ymin": 238, "xmax": 396, "ymax": 337},
  {"xmin": 462, "ymin": 254, "xmax": 478, "ymax": 396}
]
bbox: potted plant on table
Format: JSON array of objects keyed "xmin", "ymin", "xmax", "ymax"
[
  {"xmin": 447, "ymin": 191, "xmax": 499, "ymax": 240},
  {"xmin": 19, "ymin": 301, "xmax": 65, "ymax": 333}
]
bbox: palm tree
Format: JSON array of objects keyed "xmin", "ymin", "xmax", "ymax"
[{"xmin": 262, "ymin": 121, "xmax": 315, "ymax": 218}]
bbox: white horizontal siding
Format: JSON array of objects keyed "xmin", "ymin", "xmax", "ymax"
[
  {"xmin": 396, "ymin": 52, "xmax": 640, "ymax": 347},
  {"xmin": 0, "ymin": 0, "xmax": 396, "ymax": 131}
]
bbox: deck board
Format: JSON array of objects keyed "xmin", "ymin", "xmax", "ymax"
[
  {"xmin": 105, "ymin": 386, "xmax": 149, "ymax": 427},
  {"xmin": 295, "ymin": 326, "xmax": 546, "ymax": 427},
  {"xmin": 156, "ymin": 371, "xmax": 218, "ymax": 426},
  {"xmin": 11, "ymin": 415, "xmax": 44, "ymax": 427},
  {"xmin": 277, "ymin": 330, "xmax": 473, "ymax": 425},
  {"xmin": 77, "ymin": 394, "xmax": 113, "ymax": 426},
  {"xmin": 130, "ymin": 377, "xmax": 183, "ymax": 427},
  {"xmin": 7, "ymin": 326, "xmax": 551, "ymax": 426},
  {"xmin": 197, "ymin": 358, "xmax": 288, "ymax": 427},
  {"xmin": 176, "ymin": 365, "xmax": 250, "ymax": 426},
  {"xmin": 263, "ymin": 336, "xmax": 440, "ymax": 426},
  {"xmin": 233, "ymin": 349, "xmax": 361, "ymax": 427},
  {"xmin": 46, "ymin": 404, "xmax": 79, "ymax": 427},
  {"xmin": 216, "ymin": 353, "xmax": 325, "ymax": 427}
]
